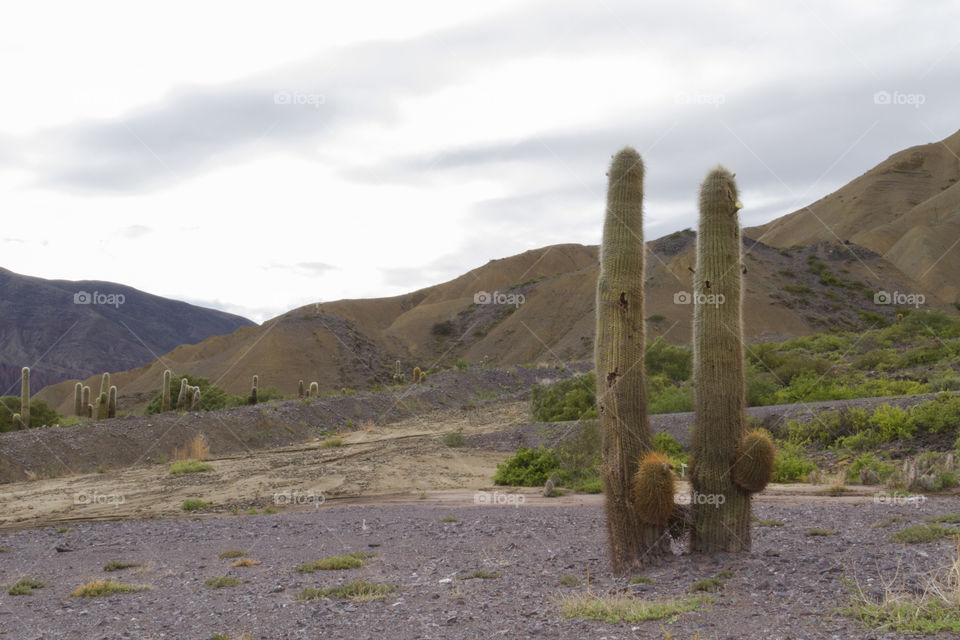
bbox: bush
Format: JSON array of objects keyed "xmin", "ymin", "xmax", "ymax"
[
  {"xmin": 493, "ymin": 448, "xmax": 560, "ymax": 486},
  {"xmin": 0, "ymin": 397, "xmax": 60, "ymax": 431},
  {"xmin": 847, "ymin": 453, "xmax": 896, "ymax": 483},
  {"xmin": 648, "ymin": 376, "xmax": 693, "ymax": 414},
  {"xmin": 645, "ymin": 338, "xmax": 692, "ymax": 382},
  {"xmin": 771, "ymin": 441, "xmax": 816, "ymax": 482},
  {"xmin": 144, "ymin": 376, "xmax": 242, "ymax": 414},
  {"xmin": 531, "ymin": 373, "xmax": 597, "ymax": 422},
  {"xmin": 908, "ymin": 393, "xmax": 960, "ymax": 434}
]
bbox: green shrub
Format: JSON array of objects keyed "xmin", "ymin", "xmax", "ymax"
[
  {"xmin": 645, "ymin": 337, "xmax": 692, "ymax": 382},
  {"xmin": 493, "ymin": 448, "xmax": 560, "ymax": 486},
  {"xmin": 531, "ymin": 373, "xmax": 597, "ymax": 422},
  {"xmin": 771, "ymin": 441, "xmax": 816, "ymax": 482},
  {"xmin": 145, "ymin": 376, "xmax": 242, "ymax": 414},
  {"xmin": 442, "ymin": 430, "xmax": 467, "ymax": 447},
  {"xmin": 647, "ymin": 376, "xmax": 693, "ymax": 414},
  {"xmin": 0, "ymin": 397, "xmax": 60, "ymax": 431},
  {"xmin": 181, "ymin": 499, "xmax": 209, "ymax": 511},
  {"xmin": 908, "ymin": 393, "xmax": 960, "ymax": 434},
  {"xmin": 847, "ymin": 453, "xmax": 896, "ymax": 483},
  {"xmin": 169, "ymin": 460, "xmax": 214, "ymax": 475}
]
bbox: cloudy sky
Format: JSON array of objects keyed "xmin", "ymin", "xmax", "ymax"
[{"xmin": 1, "ymin": 1, "xmax": 957, "ymax": 322}]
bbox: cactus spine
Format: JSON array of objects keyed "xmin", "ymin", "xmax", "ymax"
[
  {"xmin": 108, "ymin": 386, "xmax": 117, "ymax": 418},
  {"xmin": 248, "ymin": 375, "xmax": 259, "ymax": 405},
  {"xmin": 177, "ymin": 378, "xmax": 189, "ymax": 410},
  {"xmin": 74, "ymin": 382, "xmax": 83, "ymax": 417},
  {"xmin": 191, "ymin": 389, "xmax": 201, "ymax": 411},
  {"xmin": 309, "ymin": 381, "xmax": 319, "ymax": 397},
  {"xmin": 690, "ymin": 166, "xmax": 751, "ymax": 553},
  {"xmin": 162, "ymin": 370, "xmax": 172, "ymax": 412},
  {"xmin": 298, "ymin": 380, "xmax": 305, "ymax": 399},
  {"xmin": 20, "ymin": 367, "xmax": 30, "ymax": 428},
  {"xmin": 595, "ymin": 148, "xmax": 666, "ymax": 572}
]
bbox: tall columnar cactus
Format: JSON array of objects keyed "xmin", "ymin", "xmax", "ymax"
[
  {"xmin": 298, "ymin": 380, "xmax": 305, "ymax": 399},
  {"xmin": 74, "ymin": 382, "xmax": 83, "ymax": 417},
  {"xmin": 392, "ymin": 360, "xmax": 404, "ymax": 384},
  {"xmin": 248, "ymin": 375, "xmax": 259, "ymax": 405},
  {"xmin": 99, "ymin": 373, "xmax": 110, "ymax": 405},
  {"xmin": 20, "ymin": 367, "xmax": 30, "ymax": 428},
  {"xmin": 177, "ymin": 378, "xmax": 189, "ymax": 410},
  {"xmin": 162, "ymin": 370, "xmax": 172, "ymax": 412},
  {"xmin": 81, "ymin": 386, "xmax": 90, "ymax": 413},
  {"xmin": 87, "ymin": 404, "xmax": 94, "ymax": 418},
  {"xmin": 689, "ymin": 166, "xmax": 759, "ymax": 553},
  {"xmin": 595, "ymin": 148, "xmax": 667, "ymax": 572},
  {"xmin": 191, "ymin": 389, "xmax": 201, "ymax": 411},
  {"xmin": 108, "ymin": 386, "xmax": 117, "ymax": 419}
]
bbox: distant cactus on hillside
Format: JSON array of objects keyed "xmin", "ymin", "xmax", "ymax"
[
  {"xmin": 20, "ymin": 367, "xmax": 30, "ymax": 428},
  {"xmin": 108, "ymin": 386, "xmax": 117, "ymax": 419},
  {"xmin": 298, "ymin": 380, "xmax": 305, "ymax": 399},
  {"xmin": 161, "ymin": 370, "xmax": 172, "ymax": 412},
  {"xmin": 191, "ymin": 389, "xmax": 201, "ymax": 411},
  {"xmin": 177, "ymin": 378, "xmax": 189, "ymax": 410},
  {"xmin": 393, "ymin": 360, "xmax": 405, "ymax": 384},
  {"xmin": 81, "ymin": 386, "xmax": 90, "ymax": 413},
  {"xmin": 97, "ymin": 392, "xmax": 108, "ymax": 420},
  {"xmin": 309, "ymin": 381, "xmax": 319, "ymax": 397},
  {"xmin": 98, "ymin": 373, "xmax": 110, "ymax": 405},
  {"xmin": 248, "ymin": 375, "xmax": 259, "ymax": 405},
  {"xmin": 12, "ymin": 413, "xmax": 25, "ymax": 430},
  {"xmin": 74, "ymin": 382, "xmax": 83, "ymax": 417}
]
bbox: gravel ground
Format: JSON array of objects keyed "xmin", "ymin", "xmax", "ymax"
[{"xmin": 2, "ymin": 497, "xmax": 959, "ymax": 639}]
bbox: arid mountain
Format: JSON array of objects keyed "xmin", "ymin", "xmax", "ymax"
[
  {"xmin": 748, "ymin": 129, "xmax": 960, "ymax": 302},
  {"xmin": 0, "ymin": 267, "xmax": 254, "ymax": 395},
  {"xmin": 36, "ymin": 130, "xmax": 960, "ymax": 415}
]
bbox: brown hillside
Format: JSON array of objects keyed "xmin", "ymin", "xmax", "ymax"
[{"xmin": 748, "ymin": 128, "xmax": 960, "ymax": 302}]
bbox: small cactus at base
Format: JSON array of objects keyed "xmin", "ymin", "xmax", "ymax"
[
  {"xmin": 11, "ymin": 413, "xmax": 25, "ymax": 430},
  {"xmin": 191, "ymin": 389, "xmax": 201, "ymax": 411},
  {"xmin": 107, "ymin": 386, "xmax": 117, "ymax": 419},
  {"xmin": 544, "ymin": 477, "xmax": 556, "ymax": 497},
  {"xmin": 74, "ymin": 382, "xmax": 83, "ymax": 417},
  {"xmin": 161, "ymin": 370, "xmax": 172, "ymax": 412},
  {"xmin": 86, "ymin": 404, "xmax": 94, "ymax": 418},
  {"xmin": 20, "ymin": 367, "xmax": 30, "ymax": 428},
  {"xmin": 731, "ymin": 430, "xmax": 775, "ymax": 494},
  {"xmin": 298, "ymin": 380, "xmax": 305, "ymax": 399},
  {"xmin": 632, "ymin": 452, "xmax": 675, "ymax": 526},
  {"xmin": 177, "ymin": 378, "xmax": 189, "ymax": 410}
]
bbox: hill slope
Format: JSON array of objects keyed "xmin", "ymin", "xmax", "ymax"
[
  {"xmin": 748, "ymin": 129, "xmax": 960, "ymax": 301},
  {"xmin": 36, "ymin": 130, "xmax": 960, "ymax": 414},
  {"xmin": 0, "ymin": 268, "xmax": 254, "ymax": 394}
]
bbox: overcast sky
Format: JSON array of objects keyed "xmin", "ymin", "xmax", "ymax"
[{"xmin": 1, "ymin": 1, "xmax": 958, "ymax": 322}]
